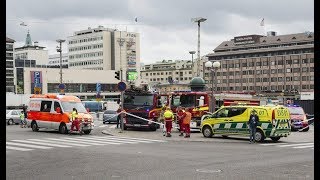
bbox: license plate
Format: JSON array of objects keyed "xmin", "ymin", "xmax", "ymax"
[
  {"xmin": 190, "ymin": 122, "xmax": 197, "ymax": 128},
  {"xmin": 134, "ymin": 124, "xmax": 141, "ymax": 127}
]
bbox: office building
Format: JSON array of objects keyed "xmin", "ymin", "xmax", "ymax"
[
  {"xmin": 6, "ymin": 37, "xmax": 15, "ymax": 92},
  {"xmin": 205, "ymin": 31, "xmax": 314, "ymax": 98}
]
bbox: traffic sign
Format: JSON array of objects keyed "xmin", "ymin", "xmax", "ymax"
[
  {"xmin": 96, "ymin": 83, "xmax": 101, "ymax": 92},
  {"xmin": 58, "ymin": 83, "xmax": 65, "ymax": 90},
  {"xmin": 117, "ymin": 82, "xmax": 127, "ymax": 91}
]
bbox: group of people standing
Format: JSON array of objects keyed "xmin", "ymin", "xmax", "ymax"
[{"xmin": 161, "ymin": 106, "xmax": 192, "ymax": 138}]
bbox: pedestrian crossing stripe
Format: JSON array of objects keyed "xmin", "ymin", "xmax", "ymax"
[
  {"xmin": 6, "ymin": 136, "xmax": 167, "ymax": 152},
  {"xmin": 259, "ymin": 142, "xmax": 314, "ymax": 150}
]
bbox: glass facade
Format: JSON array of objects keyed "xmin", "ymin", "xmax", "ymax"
[{"xmin": 47, "ymin": 83, "xmax": 118, "ymax": 93}]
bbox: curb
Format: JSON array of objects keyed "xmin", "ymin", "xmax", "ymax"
[{"xmin": 101, "ymin": 130, "xmax": 115, "ymax": 136}]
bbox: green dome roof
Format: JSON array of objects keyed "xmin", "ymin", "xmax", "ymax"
[{"xmin": 190, "ymin": 77, "xmax": 205, "ymax": 86}]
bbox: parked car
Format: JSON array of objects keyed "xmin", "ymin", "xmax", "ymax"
[
  {"xmin": 6, "ymin": 110, "xmax": 22, "ymax": 125},
  {"xmin": 103, "ymin": 110, "xmax": 119, "ymax": 124},
  {"xmin": 286, "ymin": 105, "xmax": 309, "ymax": 132}
]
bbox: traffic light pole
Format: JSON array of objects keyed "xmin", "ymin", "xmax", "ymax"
[{"xmin": 120, "ymin": 69, "xmax": 124, "ymax": 133}]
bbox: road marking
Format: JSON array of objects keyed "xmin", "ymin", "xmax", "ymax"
[
  {"xmin": 111, "ymin": 136, "xmax": 167, "ymax": 142},
  {"xmin": 6, "ymin": 142, "xmax": 52, "ymax": 149},
  {"xmin": 260, "ymin": 143, "xmax": 289, "ymax": 146},
  {"xmin": 93, "ymin": 136, "xmax": 159, "ymax": 143},
  {"xmin": 33, "ymin": 138, "xmax": 91, "ymax": 147},
  {"xmin": 6, "ymin": 146, "xmax": 33, "ymax": 151},
  {"xmin": 292, "ymin": 145, "xmax": 314, "ymax": 149},
  {"xmin": 99, "ymin": 125, "xmax": 108, "ymax": 128},
  {"xmin": 61, "ymin": 137, "xmax": 119, "ymax": 145},
  {"xmin": 108, "ymin": 125, "xmax": 117, "ymax": 129},
  {"xmin": 279, "ymin": 143, "xmax": 313, "ymax": 147},
  {"xmin": 72, "ymin": 136, "xmax": 139, "ymax": 144},
  {"xmin": 11, "ymin": 140, "xmax": 72, "ymax": 148},
  {"xmin": 74, "ymin": 136, "xmax": 155, "ymax": 144}
]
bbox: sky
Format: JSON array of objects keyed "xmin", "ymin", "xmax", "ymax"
[{"xmin": 6, "ymin": 0, "xmax": 314, "ymax": 64}]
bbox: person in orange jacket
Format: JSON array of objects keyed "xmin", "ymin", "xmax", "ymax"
[
  {"xmin": 177, "ymin": 106, "xmax": 186, "ymax": 136},
  {"xmin": 182, "ymin": 107, "xmax": 192, "ymax": 138}
]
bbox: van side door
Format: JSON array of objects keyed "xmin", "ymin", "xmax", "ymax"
[
  {"xmin": 211, "ymin": 107, "xmax": 231, "ymax": 134},
  {"xmin": 51, "ymin": 101, "xmax": 63, "ymax": 130},
  {"xmin": 227, "ymin": 107, "xmax": 248, "ymax": 134},
  {"xmin": 38, "ymin": 100, "xmax": 53, "ymax": 129}
]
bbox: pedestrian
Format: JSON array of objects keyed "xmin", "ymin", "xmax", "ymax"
[
  {"xmin": 247, "ymin": 109, "xmax": 259, "ymax": 143},
  {"xmin": 182, "ymin": 108, "xmax": 192, "ymax": 138},
  {"xmin": 20, "ymin": 111, "xmax": 26, "ymax": 128},
  {"xmin": 163, "ymin": 107, "xmax": 174, "ymax": 137},
  {"xmin": 116, "ymin": 105, "xmax": 122, "ymax": 129},
  {"xmin": 177, "ymin": 106, "xmax": 186, "ymax": 136},
  {"xmin": 69, "ymin": 108, "xmax": 82, "ymax": 135},
  {"xmin": 159, "ymin": 105, "xmax": 167, "ymax": 136}
]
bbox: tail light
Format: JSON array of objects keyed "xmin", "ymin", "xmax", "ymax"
[{"xmin": 272, "ymin": 110, "xmax": 276, "ymax": 126}]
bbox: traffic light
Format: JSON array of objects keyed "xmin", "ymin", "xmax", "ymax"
[{"xmin": 115, "ymin": 71, "xmax": 120, "ymax": 80}]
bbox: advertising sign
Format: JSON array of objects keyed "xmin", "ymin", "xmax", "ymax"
[
  {"xmin": 30, "ymin": 71, "xmax": 42, "ymax": 94},
  {"xmin": 29, "ymin": 100, "xmax": 42, "ymax": 111},
  {"xmin": 234, "ymin": 35, "xmax": 261, "ymax": 45},
  {"xmin": 127, "ymin": 72, "xmax": 138, "ymax": 81}
]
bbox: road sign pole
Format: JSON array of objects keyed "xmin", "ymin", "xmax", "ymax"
[{"xmin": 120, "ymin": 69, "xmax": 124, "ymax": 133}]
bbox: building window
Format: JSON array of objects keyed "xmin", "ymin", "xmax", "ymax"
[
  {"xmin": 286, "ymin": 60, "xmax": 292, "ymax": 64},
  {"xmin": 222, "ymin": 79, "xmax": 227, "ymax": 83},
  {"xmin": 310, "ymin": 67, "xmax": 314, "ymax": 72},
  {"xmin": 256, "ymin": 78, "xmax": 261, "ymax": 82},
  {"xmin": 271, "ymin": 61, "xmax": 276, "ymax": 66},
  {"xmin": 302, "ymin": 76, "xmax": 308, "ymax": 81},
  {"xmin": 310, "ymin": 76, "xmax": 314, "ymax": 81},
  {"xmin": 263, "ymin": 61, "xmax": 268, "ymax": 66},
  {"xmin": 278, "ymin": 77, "xmax": 283, "ymax": 82},
  {"xmin": 302, "ymin": 85, "xmax": 308, "ymax": 89},
  {"xmin": 294, "ymin": 76, "xmax": 300, "ymax": 81},
  {"xmin": 286, "ymin": 68, "xmax": 292, "ymax": 73},
  {"xmin": 242, "ymin": 63, "xmax": 247, "ymax": 67},
  {"xmin": 286, "ymin": 77, "xmax": 292, "ymax": 81},
  {"xmin": 235, "ymin": 79, "xmax": 240, "ymax": 83},
  {"xmin": 249, "ymin": 62, "xmax": 254, "ymax": 67},
  {"xmin": 146, "ymin": 73, "xmax": 148, "ymax": 76},
  {"xmin": 242, "ymin": 79, "xmax": 247, "ymax": 83},
  {"xmin": 256, "ymin": 62, "xmax": 261, "ymax": 66},
  {"xmin": 302, "ymin": 67, "xmax": 308, "ymax": 72},
  {"xmin": 293, "ymin": 59, "xmax": 300, "ymax": 64},
  {"xmin": 293, "ymin": 68, "xmax": 300, "ymax": 73},
  {"xmin": 271, "ymin": 69, "xmax": 276, "ymax": 74},
  {"xmin": 242, "ymin": 71, "xmax": 247, "ymax": 75},
  {"xmin": 271, "ymin": 78, "xmax": 277, "ymax": 82},
  {"xmin": 310, "ymin": 58, "xmax": 314, "ymax": 63},
  {"xmin": 256, "ymin": 70, "xmax": 261, "ymax": 75},
  {"xmin": 263, "ymin": 78, "xmax": 268, "ymax": 82},
  {"xmin": 229, "ymin": 72, "xmax": 234, "ymax": 76},
  {"xmin": 263, "ymin": 70, "xmax": 269, "ymax": 74},
  {"xmin": 249, "ymin": 78, "xmax": 254, "ymax": 83},
  {"xmin": 302, "ymin": 59, "xmax": 308, "ymax": 63},
  {"xmin": 229, "ymin": 79, "xmax": 234, "ymax": 83},
  {"xmin": 278, "ymin": 60, "xmax": 284, "ymax": 65}
]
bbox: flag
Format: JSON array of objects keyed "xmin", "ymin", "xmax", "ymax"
[
  {"xmin": 260, "ymin": 18, "xmax": 264, "ymax": 26},
  {"xmin": 134, "ymin": 17, "xmax": 138, "ymax": 22}
]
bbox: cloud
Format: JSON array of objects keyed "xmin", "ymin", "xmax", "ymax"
[{"xmin": 6, "ymin": 0, "xmax": 314, "ymax": 63}]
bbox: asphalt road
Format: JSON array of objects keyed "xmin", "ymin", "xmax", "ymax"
[{"xmin": 6, "ymin": 121, "xmax": 314, "ymax": 180}]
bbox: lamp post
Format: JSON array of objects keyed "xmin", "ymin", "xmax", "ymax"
[
  {"xmin": 192, "ymin": 17, "xmax": 207, "ymax": 77},
  {"xmin": 117, "ymin": 32, "xmax": 125, "ymax": 133},
  {"xmin": 205, "ymin": 61, "xmax": 221, "ymax": 112},
  {"xmin": 189, "ymin": 51, "xmax": 196, "ymax": 76},
  {"xmin": 56, "ymin": 39, "xmax": 65, "ymax": 85}
]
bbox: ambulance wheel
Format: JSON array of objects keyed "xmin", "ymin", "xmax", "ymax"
[
  {"xmin": 83, "ymin": 130, "xmax": 91, "ymax": 134},
  {"xmin": 31, "ymin": 121, "xmax": 39, "ymax": 132},
  {"xmin": 255, "ymin": 129, "xmax": 265, "ymax": 142},
  {"xmin": 302, "ymin": 126, "xmax": 309, "ymax": 132},
  {"xmin": 202, "ymin": 126, "xmax": 213, "ymax": 138},
  {"xmin": 222, "ymin": 135, "xmax": 229, "ymax": 138},
  {"xmin": 59, "ymin": 123, "xmax": 68, "ymax": 134},
  {"xmin": 270, "ymin": 137, "xmax": 281, "ymax": 142}
]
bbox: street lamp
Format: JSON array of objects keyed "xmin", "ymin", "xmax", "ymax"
[
  {"xmin": 192, "ymin": 17, "xmax": 207, "ymax": 77},
  {"xmin": 56, "ymin": 39, "xmax": 65, "ymax": 85},
  {"xmin": 205, "ymin": 61, "xmax": 221, "ymax": 112},
  {"xmin": 189, "ymin": 51, "xmax": 196, "ymax": 76}
]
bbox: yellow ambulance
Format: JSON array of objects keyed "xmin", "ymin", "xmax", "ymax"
[{"xmin": 200, "ymin": 104, "xmax": 291, "ymax": 142}]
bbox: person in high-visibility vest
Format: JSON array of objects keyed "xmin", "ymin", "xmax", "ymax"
[
  {"xmin": 20, "ymin": 111, "xmax": 26, "ymax": 128},
  {"xmin": 177, "ymin": 106, "xmax": 186, "ymax": 136},
  {"xmin": 182, "ymin": 108, "xmax": 192, "ymax": 138},
  {"xmin": 163, "ymin": 107, "xmax": 174, "ymax": 137},
  {"xmin": 69, "ymin": 108, "xmax": 82, "ymax": 135}
]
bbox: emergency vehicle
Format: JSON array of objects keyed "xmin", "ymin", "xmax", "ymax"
[
  {"xmin": 27, "ymin": 94, "xmax": 94, "ymax": 134},
  {"xmin": 168, "ymin": 91, "xmax": 210, "ymax": 131},
  {"xmin": 122, "ymin": 85, "xmax": 167, "ymax": 131},
  {"xmin": 200, "ymin": 104, "xmax": 291, "ymax": 142}
]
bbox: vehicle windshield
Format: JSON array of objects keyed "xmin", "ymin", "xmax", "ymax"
[
  {"xmin": 171, "ymin": 94, "xmax": 196, "ymax": 107},
  {"xmin": 104, "ymin": 110, "xmax": 116, "ymax": 114},
  {"xmin": 6, "ymin": 110, "xmax": 10, "ymax": 114},
  {"xmin": 124, "ymin": 94, "xmax": 154, "ymax": 106},
  {"xmin": 288, "ymin": 107, "xmax": 304, "ymax": 115},
  {"xmin": 61, "ymin": 102, "xmax": 87, "ymax": 113}
]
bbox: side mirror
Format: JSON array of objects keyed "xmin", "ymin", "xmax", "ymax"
[
  {"xmin": 56, "ymin": 107, "xmax": 61, "ymax": 114},
  {"xmin": 86, "ymin": 108, "xmax": 90, "ymax": 112}
]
